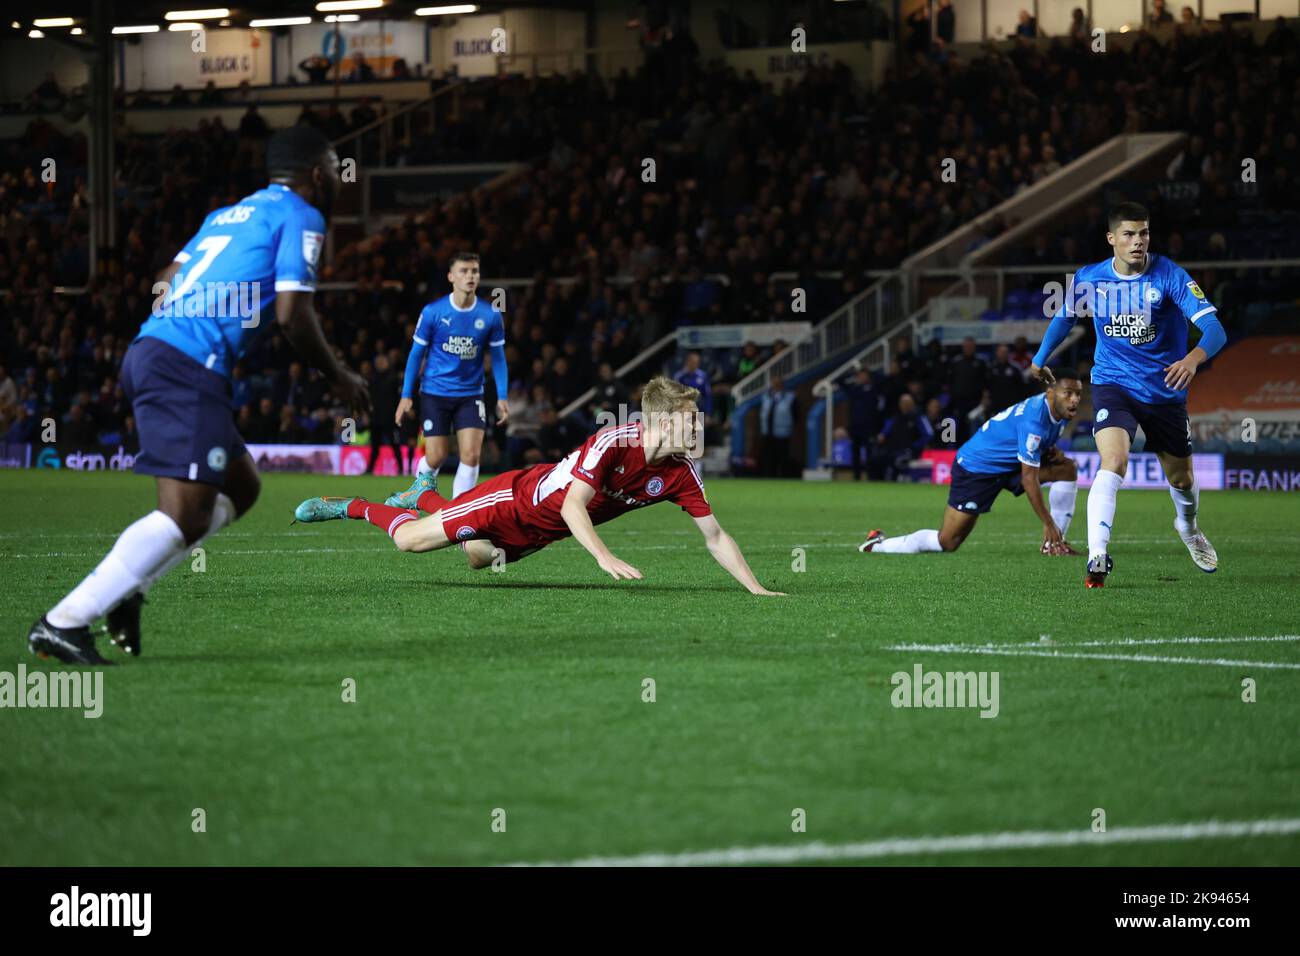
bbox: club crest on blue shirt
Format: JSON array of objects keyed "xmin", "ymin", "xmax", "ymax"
[{"xmin": 1025, "ymin": 434, "xmax": 1041, "ymax": 454}]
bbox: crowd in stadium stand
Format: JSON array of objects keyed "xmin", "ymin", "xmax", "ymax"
[{"xmin": 3, "ymin": 17, "xmax": 1299, "ymax": 474}]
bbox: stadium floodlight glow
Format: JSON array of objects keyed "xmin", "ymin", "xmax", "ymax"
[
  {"xmin": 163, "ymin": 8, "xmax": 230, "ymax": 20},
  {"xmin": 28, "ymin": 28, "xmax": 44, "ymax": 37},
  {"xmin": 33, "ymin": 17, "xmax": 76, "ymax": 27},
  {"xmin": 167, "ymin": 22, "xmax": 204, "ymax": 31},
  {"xmin": 324, "ymin": 14, "xmax": 360, "ymax": 21},
  {"xmin": 315, "ymin": 1, "xmax": 384, "ymax": 12},
  {"xmin": 250, "ymin": 16, "xmax": 312, "ymax": 27},
  {"xmin": 416, "ymin": 4, "xmax": 479, "ymax": 14}
]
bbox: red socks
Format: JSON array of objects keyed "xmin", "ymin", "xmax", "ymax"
[
  {"xmin": 417, "ymin": 490, "xmax": 448, "ymax": 513},
  {"xmin": 346, "ymin": 499, "xmax": 418, "ymax": 538}
]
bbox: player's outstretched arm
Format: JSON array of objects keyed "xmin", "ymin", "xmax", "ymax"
[
  {"xmin": 1020, "ymin": 463, "xmax": 1064, "ymax": 548},
  {"xmin": 559, "ymin": 480, "xmax": 643, "ymax": 581},
  {"xmin": 693, "ymin": 514, "xmax": 786, "ymax": 596}
]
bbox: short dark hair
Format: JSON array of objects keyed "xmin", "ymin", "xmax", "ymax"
[
  {"xmin": 266, "ymin": 124, "xmax": 333, "ymax": 177},
  {"xmin": 1107, "ymin": 202, "xmax": 1149, "ymax": 232},
  {"xmin": 449, "ymin": 251, "xmax": 480, "ymax": 269},
  {"xmin": 1050, "ymin": 368, "xmax": 1082, "ymax": 385}
]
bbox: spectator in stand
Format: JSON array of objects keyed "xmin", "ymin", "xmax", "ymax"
[
  {"xmin": 1178, "ymin": 6, "xmax": 1200, "ymax": 30},
  {"xmin": 6, "ymin": 404, "xmax": 35, "ymax": 443},
  {"xmin": 936, "ymin": 0, "xmax": 956, "ymax": 44},
  {"xmin": 948, "ymin": 337, "xmax": 987, "ymax": 430},
  {"xmin": 1069, "ymin": 7, "xmax": 1090, "ymax": 42},
  {"xmin": 734, "ymin": 342, "xmax": 762, "ymax": 380},
  {"xmin": 1015, "ymin": 9, "xmax": 1039, "ymax": 38},
  {"xmin": 0, "ymin": 365, "xmax": 17, "ymax": 411},
  {"xmin": 29, "ymin": 73, "xmax": 64, "ymax": 112},
  {"xmin": 300, "ymin": 55, "xmax": 332, "ymax": 84},
  {"xmin": 391, "ymin": 58, "xmax": 412, "ymax": 80},
  {"xmin": 758, "ymin": 375, "xmax": 797, "ymax": 478},
  {"xmin": 366, "ymin": 353, "xmax": 403, "ymax": 474},
  {"xmin": 537, "ymin": 403, "xmax": 584, "ymax": 460},
  {"xmin": 894, "ymin": 335, "xmax": 927, "ymax": 385},
  {"xmin": 925, "ymin": 398, "xmax": 957, "ymax": 449},
  {"xmin": 965, "ymin": 388, "xmax": 996, "ymax": 435},
  {"xmin": 1149, "ymin": 0, "xmax": 1174, "ymax": 26},
  {"xmin": 876, "ymin": 394, "xmax": 933, "ymax": 481},
  {"xmin": 61, "ymin": 402, "xmax": 97, "ymax": 447},
  {"xmin": 1008, "ymin": 336, "xmax": 1034, "ymax": 374},
  {"xmin": 589, "ymin": 361, "xmax": 630, "ymax": 425},
  {"xmin": 346, "ymin": 53, "xmax": 375, "ymax": 83},
  {"xmin": 844, "ymin": 366, "xmax": 884, "ymax": 481},
  {"xmin": 988, "ymin": 344, "xmax": 1026, "ymax": 410},
  {"xmin": 674, "ymin": 351, "xmax": 712, "ymax": 420}
]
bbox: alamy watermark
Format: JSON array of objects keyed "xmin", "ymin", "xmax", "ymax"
[
  {"xmin": 891, "ymin": 664, "xmax": 999, "ymax": 718},
  {"xmin": 1, "ymin": 664, "xmax": 103, "ymax": 718}
]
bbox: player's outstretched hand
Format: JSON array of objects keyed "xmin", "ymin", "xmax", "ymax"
[
  {"xmin": 334, "ymin": 368, "xmax": 371, "ymax": 415},
  {"xmin": 395, "ymin": 396, "xmax": 414, "ymax": 426},
  {"xmin": 496, "ymin": 399, "xmax": 509, "ymax": 426},
  {"xmin": 1163, "ymin": 356, "xmax": 1199, "ymax": 391},
  {"xmin": 1043, "ymin": 522, "xmax": 1065, "ymax": 550},
  {"xmin": 1029, "ymin": 363, "xmax": 1056, "ymax": 386},
  {"xmin": 597, "ymin": 553, "xmax": 643, "ymax": 581}
]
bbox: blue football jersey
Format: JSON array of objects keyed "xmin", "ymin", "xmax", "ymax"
[
  {"xmin": 405, "ymin": 295, "xmax": 506, "ymax": 398},
  {"xmin": 956, "ymin": 393, "xmax": 1067, "ymax": 475},
  {"xmin": 1062, "ymin": 254, "xmax": 1218, "ymax": 404},
  {"xmin": 137, "ymin": 183, "xmax": 324, "ymax": 380}
]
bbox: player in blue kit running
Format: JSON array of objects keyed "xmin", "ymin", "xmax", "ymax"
[
  {"xmin": 1029, "ymin": 202, "xmax": 1227, "ymax": 587},
  {"xmin": 859, "ymin": 373, "xmax": 1084, "ymax": 555},
  {"xmin": 27, "ymin": 126, "xmax": 369, "ymax": 664},
  {"xmin": 393, "ymin": 252, "xmax": 508, "ymax": 501}
]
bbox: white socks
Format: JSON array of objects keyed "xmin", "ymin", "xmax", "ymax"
[
  {"xmin": 1087, "ymin": 470, "xmax": 1124, "ymax": 561},
  {"xmin": 1170, "ymin": 476, "xmax": 1200, "ymax": 536},
  {"xmin": 875, "ymin": 529, "xmax": 943, "ymax": 554},
  {"xmin": 139, "ymin": 493, "xmax": 236, "ymax": 593},
  {"xmin": 417, "ymin": 455, "xmax": 437, "ymax": 479},
  {"xmin": 453, "ymin": 462, "xmax": 480, "ymax": 498},
  {"xmin": 48, "ymin": 511, "xmax": 187, "ymax": 629},
  {"xmin": 1048, "ymin": 481, "xmax": 1077, "ymax": 537},
  {"xmin": 47, "ymin": 495, "xmax": 239, "ymax": 629}
]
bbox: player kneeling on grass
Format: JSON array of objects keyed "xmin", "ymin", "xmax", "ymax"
[
  {"xmin": 859, "ymin": 371, "xmax": 1084, "ymax": 556},
  {"xmin": 293, "ymin": 376, "xmax": 786, "ymax": 596}
]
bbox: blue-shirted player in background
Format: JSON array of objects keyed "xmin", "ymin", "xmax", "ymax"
[
  {"xmin": 390, "ymin": 252, "xmax": 507, "ymax": 502},
  {"xmin": 1030, "ymin": 202, "xmax": 1227, "ymax": 588},
  {"xmin": 28, "ymin": 126, "xmax": 369, "ymax": 664},
  {"xmin": 859, "ymin": 372, "xmax": 1083, "ymax": 555}
]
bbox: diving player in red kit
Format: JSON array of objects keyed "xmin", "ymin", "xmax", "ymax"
[{"xmin": 293, "ymin": 376, "xmax": 785, "ymax": 595}]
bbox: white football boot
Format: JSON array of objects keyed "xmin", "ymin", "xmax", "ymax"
[{"xmin": 1177, "ymin": 521, "xmax": 1218, "ymax": 573}]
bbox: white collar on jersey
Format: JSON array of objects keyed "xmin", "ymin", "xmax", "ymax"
[
  {"xmin": 448, "ymin": 293, "xmax": 478, "ymax": 312},
  {"xmin": 1108, "ymin": 253, "xmax": 1152, "ymax": 280}
]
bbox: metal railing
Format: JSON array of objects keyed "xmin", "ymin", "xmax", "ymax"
[
  {"xmin": 730, "ymin": 273, "xmax": 907, "ymax": 408},
  {"xmin": 329, "ymin": 80, "xmax": 463, "ymax": 169}
]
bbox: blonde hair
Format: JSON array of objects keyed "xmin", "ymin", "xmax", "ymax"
[{"xmin": 640, "ymin": 375, "xmax": 700, "ymax": 418}]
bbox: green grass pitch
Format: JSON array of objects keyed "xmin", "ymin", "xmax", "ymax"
[{"xmin": 2, "ymin": 469, "xmax": 1298, "ymax": 865}]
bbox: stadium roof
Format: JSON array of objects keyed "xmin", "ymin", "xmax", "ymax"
[{"xmin": 10, "ymin": 2, "xmax": 579, "ymax": 36}]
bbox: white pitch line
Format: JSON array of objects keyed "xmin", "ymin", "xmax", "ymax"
[
  {"xmin": 1013, "ymin": 635, "xmax": 1300, "ymax": 648},
  {"xmin": 505, "ymin": 817, "xmax": 1300, "ymax": 867},
  {"xmin": 885, "ymin": 643, "xmax": 1300, "ymax": 670}
]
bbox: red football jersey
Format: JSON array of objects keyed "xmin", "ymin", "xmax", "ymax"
[{"xmin": 520, "ymin": 421, "xmax": 711, "ymax": 536}]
